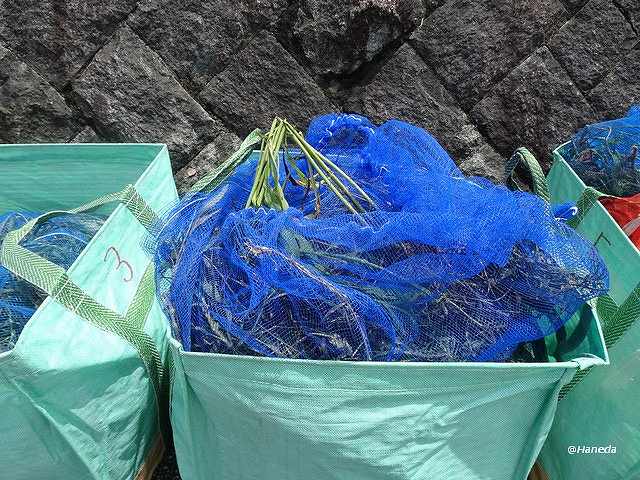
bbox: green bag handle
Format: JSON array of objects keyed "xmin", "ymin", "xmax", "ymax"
[
  {"xmin": 504, "ymin": 147, "xmax": 551, "ymax": 203},
  {"xmin": 506, "ymin": 147, "xmax": 640, "ymax": 398},
  {"xmin": 0, "ymin": 184, "xmax": 167, "ymax": 416},
  {"xmin": 189, "ymin": 128, "xmax": 263, "ymax": 194},
  {"xmin": 566, "ymin": 186, "xmax": 605, "ymax": 227}
]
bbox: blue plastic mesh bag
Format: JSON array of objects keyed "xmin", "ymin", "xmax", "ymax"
[
  {"xmin": 563, "ymin": 106, "xmax": 640, "ymax": 197},
  {"xmin": 0, "ymin": 212, "xmax": 104, "ymax": 352},
  {"xmin": 152, "ymin": 114, "xmax": 608, "ymax": 362}
]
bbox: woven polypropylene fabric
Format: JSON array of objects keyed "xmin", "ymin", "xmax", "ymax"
[
  {"xmin": 0, "ymin": 212, "xmax": 103, "ymax": 352},
  {"xmin": 152, "ymin": 114, "xmax": 608, "ymax": 362}
]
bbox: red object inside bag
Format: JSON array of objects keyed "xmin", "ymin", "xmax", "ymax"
[{"xmin": 601, "ymin": 193, "xmax": 640, "ymax": 247}]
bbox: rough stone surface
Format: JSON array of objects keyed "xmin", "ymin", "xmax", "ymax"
[
  {"xmin": 458, "ymin": 139, "xmax": 505, "ymax": 183},
  {"xmin": 199, "ymin": 30, "xmax": 336, "ymax": 136},
  {"xmin": 129, "ymin": 0, "xmax": 289, "ymax": 92},
  {"xmin": 174, "ymin": 132, "xmax": 242, "ymax": 193},
  {"xmin": 590, "ymin": 47, "xmax": 640, "ymax": 119},
  {"xmin": 294, "ymin": 0, "xmax": 424, "ymax": 75},
  {"xmin": 411, "ymin": 0, "xmax": 567, "ymax": 109},
  {"xmin": 616, "ymin": 0, "xmax": 640, "ymax": 29},
  {"xmin": 346, "ymin": 43, "xmax": 502, "ymax": 175},
  {"xmin": 560, "ymin": 0, "xmax": 589, "ymax": 12},
  {"xmin": 68, "ymin": 126, "xmax": 102, "ymax": 143},
  {"xmin": 0, "ymin": 2, "xmax": 637, "ymax": 477},
  {"xmin": 0, "ymin": 0, "xmax": 138, "ymax": 87},
  {"xmin": 471, "ymin": 47, "xmax": 597, "ymax": 167},
  {"xmin": 72, "ymin": 27, "xmax": 231, "ymax": 169},
  {"xmin": 0, "ymin": 45, "xmax": 78, "ymax": 143},
  {"xmin": 549, "ymin": 0, "xmax": 637, "ymax": 92}
]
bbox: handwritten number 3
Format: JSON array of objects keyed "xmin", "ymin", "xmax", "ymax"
[{"xmin": 104, "ymin": 246, "xmax": 134, "ymax": 283}]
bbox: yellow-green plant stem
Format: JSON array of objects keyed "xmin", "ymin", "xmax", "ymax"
[
  {"xmin": 284, "ymin": 122, "xmax": 376, "ymax": 208},
  {"xmin": 246, "ymin": 117, "xmax": 375, "ymax": 214}
]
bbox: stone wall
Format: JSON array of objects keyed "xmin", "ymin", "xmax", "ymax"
[
  {"xmin": 1, "ymin": 1, "xmax": 638, "ymax": 478},
  {"xmin": 2, "ymin": 0, "xmax": 638, "ymax": 189}
]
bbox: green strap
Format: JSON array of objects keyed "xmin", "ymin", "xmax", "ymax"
[
  {"xmin": 67, "ymin": 183, "xmax": 160, "ymax": 231},
  {"xmin": 560, "ymin": 283, "xmax": 640, "ymax": 399},
  {"xmin": 566, "ymin": 186, "xmax": 605, "ymax": 228},
  {"xmin": 559, "ymin": 368, "xmax": 589, "ymax": 399},
  {"xmin": 189, "ymin": 129, "xmax": 263, "ymax": 194},
  {"xmin": 504, "ymin": 147, "xmax": 550, "ymax": 203},
  {"xmin": 125, "ymin": 265, "xmax": 157, "ymax": 331},
  {"xmin": 505, "ymin": 148, "xmax": 625, "ymax": 398},
  {"xmin": 0, "ymin": 185, "xmax": 165, "ymax": 404},
  {"xmin": 599, "ymin": 284, "xmax": 640, "ymax": 349}
]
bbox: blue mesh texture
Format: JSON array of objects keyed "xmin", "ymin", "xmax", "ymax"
[
  {"xmin": 152, "ymin": 114, "xmax": 609, "ymax": 362},
  {"xmin": 0, "ymin": 212, "xmax": 105, "ymax": 352},
  {"xmin": 563, "ymin": 106, "xmax": 640, "ymax": 197}
]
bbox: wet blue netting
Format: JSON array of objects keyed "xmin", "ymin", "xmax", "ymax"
[
  {"xmin": 0, "ymin": 212, "xmax": 104, "ymax": 352},
  {"xmin": 563, "ymin": 106, "xmax": 640, "ymax": 197},
  {"xmin": 152, "ymin": 114, "xmax": 608, "ymax": 362}
]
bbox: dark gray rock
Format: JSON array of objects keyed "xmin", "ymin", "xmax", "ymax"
[
  {"xmin": 589, "ymin": 48, "xmax": 640, "ymax": 120},
  {"xmin": 0, "ymin": 45, "xmax": 78, "ymax": 143},
  {"xmin": 129, "ymin": 0, "xmax": 289, "ymax": 92},
  {"xmin": 68, "ymin": 126, "xmax": 102, "ymax": 143},
  {"xmin": 424, "ymin": 0, "xmax": 448, "ymax": 15},
  {"xmin": 0, "ymin": 0, "xmax": 138, "ymax": 87},
  {"xmin": 411, "ymin": 0, "xmax": 566, "ymax": 109},
  {"xmin": 174, "ymin": 132, "xmax": 242, "ymax": 193},
  {"xmin": 346, "ymin": 43, "xmax": 503, "ymax": 179},
  {"xmin": 559, "ymin": 0, "xmax": 589, "ymax": 13},
  {"xmin": 243, "ymin": 0, "xmax": 292, "ymax": 30},
  {"xmin": 199, "ymin": 30, "xmax": 337, "ymax": 136},
  {"xmin": 470, "ymin": 47, "xmax": 596, "ymax": 168},
  {"xmin": 614, "ymin": 0, "xmax": 640, "ymax": 30},
  {"xmin": 458, "ymin": 139, "xmax": 506, "ymax": 184},
  {"xmin": 294, "ymin": 0, "xmax": 424, "ymax": 75},
  {"xmin": 549, "ymin": 0, "xmax": 637, "ymax": 92},
  {"xmin": 72, "ymin": 27, "xmax": 232, "ymax": 169}
]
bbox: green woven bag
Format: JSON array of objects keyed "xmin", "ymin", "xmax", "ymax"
[
  {"xmin": 0, "ymin": 144, "xmax": 178, "ymax": 480},
  {"xmin": 508, "ymin": 146, "xmax": 640, "ymax": 480},
  {"xmin": 166, "ymin": 136, "xmax": 609, "ymax": 480}
]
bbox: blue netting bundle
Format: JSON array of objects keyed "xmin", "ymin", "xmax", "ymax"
[
  {"xmin": 563, "ymin": 106, "xmax": 640, "ymax": 197},
  {"xmin": 152, "ymin": 114, "xmax": 608, "ymax": 362},
  {"xmin": 0, "ymin": 212, "xmax": 104, "ymax": 352}
]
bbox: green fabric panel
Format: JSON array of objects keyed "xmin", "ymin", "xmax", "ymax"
[
  {"xmin": 169, "ymin": 305, "xmax": 606, "ymax": 480},
  {"xmin": 0, "ymin": 144, "xmax": 177, "ymax": 479},
  {"xmin": 540, "ymin": 147, "xmax": 640, "ymax": 480},
  {"xmin": 548, "ymin": 156, "xmax": 640, "ymax": 306},
  {"xmin": 0, "ymin": 143, "xmax": 164, "ymax": 213},
  {"xmin": 575, "ymin": 205, "xmax": 640, "ymax": 305},
  {"xmin": 546, "ymin": 151, "xmax": 585, "ymax": 205},
  {"xmin": 553, "ymin": 303, "xmax": 609, "ymax": 365}
]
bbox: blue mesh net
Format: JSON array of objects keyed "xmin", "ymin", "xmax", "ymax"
[
  {"xmin": 563, "ymin": 106, "xmax": 640, "ymax": 197},
  {"xmin": 152, "ymin": 114, "xmax": 608, "ymax": 362},
  {"xmin": 0, "ymin": 212, "xmax": 104, "ymax": 352}
]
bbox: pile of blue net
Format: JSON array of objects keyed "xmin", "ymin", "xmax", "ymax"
[
  {"xmin": 0, "ymin": 212, "xmax": 104, "ymax": 352},
  {"xmin": 563, "ymin": 106, "xmax": 640, "ymax": 197},
  {"xmin": 152, "ymin": 114, "xmax": 608, "ymax": 362}
]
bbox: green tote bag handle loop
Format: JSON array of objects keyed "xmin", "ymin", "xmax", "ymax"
[
  {"xmin": 189, "ymin": 129, "xmax": 263, "ymax": 194},
  {"xmin": 504, "ymin": 147, "xmax": 551, "ymax": 203},
  {"xmin": 69, "ymin": 183, "xmax": 160, "ymax": 230},
  {"xmin": 505, "ymin": 148, "xmax": 609, "ymax": 399},
  {"xmin": 567, "ymin": 186, "xmax": 606, "ymax": 228},
  {"xmin": 0, "ymin": 184, "xmax": 165, "ymax": 407}
]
